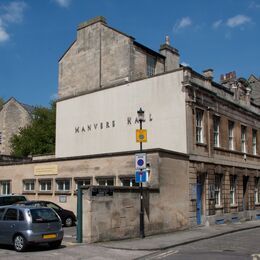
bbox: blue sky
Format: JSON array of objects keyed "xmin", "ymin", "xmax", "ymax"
[{"xmin": 0, "ymin": 0, "xmax": 259, "ymax": 107}]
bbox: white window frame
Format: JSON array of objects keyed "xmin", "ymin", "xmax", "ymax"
[
  {"xmin": 196, "ymin": 109, "xmax": 204, "ymax": 143},
  {"xmin": 228, "ymin": 121, "xmax": 234, "ymax": 150},
  {"xmin": 230, "ymin": 175, "xmax": 237, "ymax": 205},
  {"xmin": 23, "ymin": 180, "xmax": 35, "ymax": 192},
  {"xmin": 215, "ymin": 174, "xmax": 222, "ymax": 206},
  {"xmin": 1, "ymin": 181, "xmax": 11, "ymax": 195},
  {"xmin": 255, "ymin": 177, "xmax": 260, "ymax": 204},
  {"xmin": 56, "ymin": 179, "xmax": 70, "ymax": 192},
  {"xmin": 39, "ymin": 180, "xmax": 52, "ymax": 192},
  {"xmin": 241, "ymin": 126, "xmax": 247, "ymax": 153},
  {"xmin": 253, "ymin": 129, "xmax": 257, "ymax": 155},
  {"xmin": 213, "ymin": 116, "xmax": 220, "ymax": 147}
]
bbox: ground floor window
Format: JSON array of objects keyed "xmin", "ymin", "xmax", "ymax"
[
  {"xmin": 75, "ymin": 178, "xmax": 91, "ymax": 190},
  {"xmin": 230, "ymin": 175, "xmax": 237, "ymax": 205},
  {"xmin": 120, "ymin": 176, "xmax": 139, "ymax": 187},
  {"xmin": 255, "ymin": 177, "xmax": 260, "ymax": 204},
  {"xmin": 96, "ymin": 177, "xmax": 114, "ymax": 186},
  {"xmin": 39, "ymin": 179, "xmax": 52, "ymax": 192},
  {"xmin": 56, "ymin": 179, "xmax": 70, "ymax": 192},
  {"xmin": 0, "ymin": 181, "xmax": 11, "ymax": 195},
  {"xmin": 23, "ymin": 179, "xmax": 35, "ymax": 192},
  {"xmin": 215, "ymin": 174, "xmax": 222, "ymax": 206}
]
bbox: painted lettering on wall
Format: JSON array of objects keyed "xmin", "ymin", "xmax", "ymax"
[{"xmin": 74, "ymin": 114, "xmax": 153, "ymax": 134}]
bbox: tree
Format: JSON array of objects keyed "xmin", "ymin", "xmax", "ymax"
[{"xmin": 10, "ymin": 101, "xmax": 56, "ymax": 157}]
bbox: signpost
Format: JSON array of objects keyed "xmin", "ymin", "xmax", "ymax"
[{"xmin": 136, "ymin": 108, "xmax": 147, "ymax": 239}]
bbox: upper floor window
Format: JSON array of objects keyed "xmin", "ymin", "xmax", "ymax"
[
  {"xmin": 241, "ymin": 126, "xmax": 247, "ymax": 153},
  {"xmin": 147, "ymin": 55, "xmax": 156, "ymax": 77},
  {"xmin": 0, "ymin": 181, "xmax": 11, "ymax": 195},
  {"xmin": 196, "ymin": 109, "xmax": 204, "ymax": 143},
  {"xmin": 213, "ymin": 116, "xmax": 220, "ymax": 147},
  {"xmin": 228, "ymin": 121, "xmax": 234, "ymax": 150},
  {"xmin": 230, "ymin": 175, "xmax": 237, "ymax": 205},
  {"xmin": 255, "ymin": 177, "xmax": 260, "ymax": 204},
  {"xmin": 215, "ymin": 174, "xmax": 222, "ymax": 206},
  {"xmin": 252, "ymin": 129, "xmax": 257, "ymax": 155}
]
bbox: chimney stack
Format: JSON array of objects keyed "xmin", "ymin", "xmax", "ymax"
[
  {"xmin": 203, "ymin": 69, "xmax": 214, "ymax": 81},
  {"xmin": 159, "ymin": 36, "xmax": 180, "ymax": 72}
]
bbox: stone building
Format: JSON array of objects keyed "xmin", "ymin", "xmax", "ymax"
[
  {"xmin": 0, "ymin": 17, "xmax": 259, "ymax": 242},
  {"xmin": 0, "ymin": 97, "xmax": 33, "ymax": 156}
]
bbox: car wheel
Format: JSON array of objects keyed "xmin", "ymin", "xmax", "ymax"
[
  {"xmin": 13, "ymin": 234, "xmax": 27, "ymax": 252},
  {"xmin": 49, "ymin": 240, "xmax": 62, "ymax": 249},
  {"xmin": 65, "ymin": 217, "xmax": 73, "ymax": 227}
]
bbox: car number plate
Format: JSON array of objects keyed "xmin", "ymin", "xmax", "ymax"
[{"xmin": 43, "ymin": 234, "xmax": 57, "ymax": 239}]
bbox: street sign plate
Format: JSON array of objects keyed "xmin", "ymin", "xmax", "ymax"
[
  {"xmin": 136, "ymin": 129, "xmax": 147, "ymax": 143},
  {"xmin": 135, "ymin": 153, "xmax": 147, "ymax": 170},
  {"xmin": 135, "ymin": 170, "xmax": 148, "ymax": 183}
]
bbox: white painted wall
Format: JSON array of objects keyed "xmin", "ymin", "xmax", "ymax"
[{"xmin": 56, "ymin": 71, "xmax": 187, "ymax": 157}]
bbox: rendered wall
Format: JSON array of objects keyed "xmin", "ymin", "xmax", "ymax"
[{"xmin": 56, "ymin": 71, "xmax": 186, "ymax": 158}]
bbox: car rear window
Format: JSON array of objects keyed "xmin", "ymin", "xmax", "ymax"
[{"xmin": 30, "ymin": 208, "xmax": 59, "ymax": 223}]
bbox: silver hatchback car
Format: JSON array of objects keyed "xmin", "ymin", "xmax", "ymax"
[{"xmin": 0, "ymin": 205, "xmax": 64, "ymax": 252}]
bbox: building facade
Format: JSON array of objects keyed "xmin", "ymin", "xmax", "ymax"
[
  {"xmin": 0, "ymin": 98, "xmax": 33, "ymax": 156},
  {"xmin": 0, "ymin": 17, "xmax": 259, "ymax": 241}
]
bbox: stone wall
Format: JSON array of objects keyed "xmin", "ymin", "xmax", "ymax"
[{"xmin": 0, "ymin": 98, "xmax": 31, "ymax": 155}]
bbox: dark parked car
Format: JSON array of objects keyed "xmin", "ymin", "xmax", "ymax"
[
  {"xmin": 15, "ymin": 200, "xmax": 76, "ymax": 227},
  {"xmin": 0, "ymin": 205, "xmax": 63, "ymax": 252},
  {"xmin": 0, "ymin": 195, "xmax": 27, "ymax": 206}
]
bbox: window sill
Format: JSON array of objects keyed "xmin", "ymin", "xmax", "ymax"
[
  {"xmin": 55, "ymin": 191, "xmax": 71, "ymax": 195},
  {"xmin": 196, "ymin": 142, "xmax": 207, "ymax": 147},
  {"xmin": 215, "ymin": 205, "xmax": 223, "ymax": 209},
  {"xmin": 22, "ymin": 191, "xmax": 36, "ymax": 195},
  {"xmin": 38, "ymin": 191, "xmax": 53, "ymax": 195},
  {"xmin": 255, "ymin": 203, "xmax": 260, "ymax": 206},
  {"xmin": 230, "ymin": 204, "xmax": 238, "ymax": 208}
]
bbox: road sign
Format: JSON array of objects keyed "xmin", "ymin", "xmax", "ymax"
[
  {"xmin": 135, "ymin": 153, "xmax": 147, "ymax": 170},
  {"xmin": 136, "ymin": 129, "xmax": 147, "ymax": 143},
  {"xmin": 135, "ymin": 170, "xmax": 148, "ymax": 183}
]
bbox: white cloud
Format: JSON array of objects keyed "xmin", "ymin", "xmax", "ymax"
[
  {"xmin": 0, "ymin": 25, "xmax": 9, "ymax": 43},
  {"xmin": 1, "ymin": 1, "xmax": 27, "ymax": 23},
  {"xmin": 173, "ymin": 17, "xmax": 192, "ymax": 32},
  {"xmin": 181, "ymin": 62, "xmax": 190, "ymax": 67},
  {"xmin": 0, "ymin": 1, "xmax": 27, "ymax": 43},
  {"xmin": 249, "ymin": 1, "xmax": 260, "ymax": 9},
  {"xmin": 53, "ymin": 0, "xmax": 71, "ymax": 8},
  {"xmin": 226, "ymin": 15, "xmax": 251, "ymax": 28},
  {"xmin": 212, "ymin": 19, "xmax": 223, "ymax": 29}
]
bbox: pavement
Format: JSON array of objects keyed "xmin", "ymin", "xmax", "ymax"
[{"xmin": 88, "ymin": 220, "xmax": 260, "ymax": 251}]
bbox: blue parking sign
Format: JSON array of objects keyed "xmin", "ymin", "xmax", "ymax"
[{"xmin": 135, "ymin": 170, "xmax": 148, "ymax": 183}]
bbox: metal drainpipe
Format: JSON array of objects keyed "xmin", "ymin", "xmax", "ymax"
[{"xmin": 76, "ymin": 187, "xmax": 83, "ymax": 243}]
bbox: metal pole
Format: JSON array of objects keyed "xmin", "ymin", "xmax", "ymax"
[
  {"xmin": 140, "ymin": 120, "xmax": 145, "ymax": 238},
  {"xmin": 76, "ymin": 187, "xmax": 83, "ymax": 243}
]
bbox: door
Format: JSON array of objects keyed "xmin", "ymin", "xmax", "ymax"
[
  {"xmin": 196, "ymin": 182, "xmax": 202, "ymax": 225},
  {"xmin": 243, "ymin": 176, "xmax": 249, "ymax": 210}
]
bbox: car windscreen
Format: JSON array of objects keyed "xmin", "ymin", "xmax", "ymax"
[{"xmin": 30, "ymin": 208, "xmax": 59, "ymax": 223}]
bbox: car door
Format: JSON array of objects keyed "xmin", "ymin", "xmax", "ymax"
[
  {"xmin": 0, "ymin": 208, "xmax": 7, "ymax": 243},
  {"xmin": 1, "ymin": 208, "xmax": 18, "ymax": 244}
]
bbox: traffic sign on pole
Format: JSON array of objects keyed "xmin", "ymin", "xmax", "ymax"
[
  {"xmin": 136, "ymin": 129, "xmax": 147, "ymax": 143},
  {"xmin": 135, "ymin": 153, "xmax": 147, "ymax": 170},
  {"xmin": 135, "ymin": 170, "xmax": 148, "ymax": 183}
]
